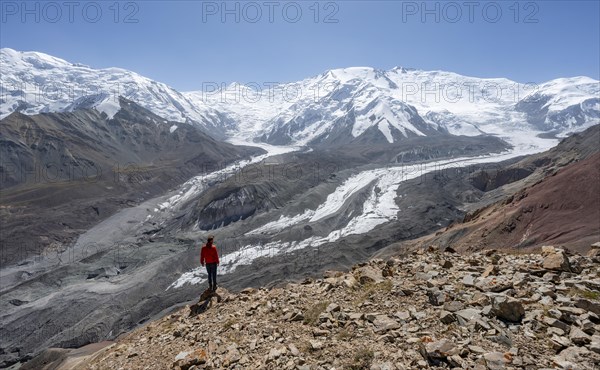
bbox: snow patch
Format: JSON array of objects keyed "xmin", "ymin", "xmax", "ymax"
[{"xmin": 94, "ymin": 97, "xmax": 121, "ymax": 119}]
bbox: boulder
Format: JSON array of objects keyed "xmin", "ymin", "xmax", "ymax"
[
  {"xmin": 172, "ymin": 349, "xmax": 207, "ymax": 370},
  {"xmin": 549, "ymin": 334, "xmax": 571, "ymax": 351},
  {"xmin": 356, "ymin": 266, "xmax": 384, "ymax": 285},
  {"xmin": 542, "ymin": 251, "xmax": 571, "ymax": 272},
  {"xmin": 326, "ymin": 303, "xmax": 341, "ymax": 313},
  {"xmin": 574, "ymin": 298, "xmax": 600, "ymax": 315},
  {"xmin": 439, "ymin": 310, "xmax": 455, "ymax": 324},
  {"xmin": 440, "ymin": 260, "xmax": 453, "ymax": 269},
  {"xmin": 541, "ymin": 245, "xmax": 557, "ymax": 255},
  {"xmin": 462, "ymin": 274, "xmax": 476, "ymax": 287},
  {"xmin": 491, "ymin": 296, "xmax": 525, "ymax": 322},
  {"xmin": 586, "ymin": 248, "xmax": 600, "ymax": 260},
  {"xmin": 543, "ymin": 317, "xmax": 571, "ymax": 332},
  {"xmin": 309, "ymin": 340, "xmax": 323, "ymax": 350},
  {"xmin": 342, "ymin": 275, "xmax": 358, "ymax": 289},
  {"xmin": 424, "ymin": 339, "xmax": 459, "ymax": 359},
  {"xmin": 443, "ymin": 301, "xmax": 465, "ymax": 312},
  {"xmin": 373, "ymin": 315, "xmax": 401, "ymax": 333},
  {"xmin": 475, "ymin": 277, "xmax": 513, "ymax": 292},
  {"xmin": 455, "ymin": 308, "xmax": 482, "ymax": 322},
  {"xmin": 589, "ymin": 338, "xmax": 600, "ymax": 354},
  {"xmin": 289, "ymin": 311, "xmax": 304, "ymax": 322},
  {"xmin": 224, "ymin": 345, "xmax": 241, "ymax": 366},
  {"xmin": 266, "ymin": 347, "xmax": 286, "ymax": 362},
  {"xmin": 288, "ymin": 343, "xmax": 300, "ymax": 356},
  {"xmin": 552, "ymin": 346, "xmax": 591, "ymax": 369},
  {"xmin": 484, "ymin": 351, "xmax": 510, "ymax": 370},
  {"xmin": 569, "ymin": 327, "xmax": 591, "ymax": 345},
  {"xmin": 427, "ymin": 289, "xmax": 447, "ymax": 306},
  {"xmin": 482, "ymin": 265, "xmax": 499, "ymax": 278},
  {"xmin": 394, "ymin": 310, "xmax": 411, "ymax": 321}
]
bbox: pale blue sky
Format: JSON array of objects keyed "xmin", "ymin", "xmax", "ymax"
[{"xmin": 1, "ymin": 1, "xmax": 599, "ymax": 90}]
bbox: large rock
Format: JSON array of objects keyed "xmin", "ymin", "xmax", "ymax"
[
  {"xmin": 574, "ymin": 298, "xmax": 600, "ymax": 315},
  {"xmin": 443, "ymin": 301, "xmax": 464, "ymax": 312},
  {"xmin": 590, "ymin": 338, "xmax": 600, "ymax": 354},
  {"xmin": 586, "ymin": 248, "xmax": 600, "ymax": 260},
  {"xmin": 455, "ymin": 308, "xmax": 482, "ymax": 322},
  {"xmin": 439, "ymin": 310, "xmax": 455, "ymax": 324},
  {"xmin": 462, "ymin": 274, "xmax": 476, "ymax": 287},
  {"xmin": 552, "ymin": 346, "xmax": 592, "ymax": 369},
  {"xmin": 356, "ymin": 266, "xmax": 384, "ymax": 285},
  {"xmin": 427, "ymin": 289, "xmax": 447, "ymax": 306},
  {"xmin": 549, "ymin": 335, "xmax": 571, "ymax": 351},
  {"xmin": 373, "ymin": 315, "xmax": 401, "ymax": 333},
  {"xmin": 569, "ymin": 327, "xmax": 591, "ymax": 345},
  {"xmin": 172, "ymin": 349, "xmax": 207, "ymax": 370},
  {"xmin": 542, "ymin": 251, "xmax": 572, "ymax": 272},
  {"xmin": 223, "ymin": 345, "xmax": 241, "ymax": 366},
  {"xmin": 481, "ymin": 265, "xmax": 499, "ymax": 278},
  {"xmin": 424, "ymin": 339, "xmax": 459, "ymax": 359},
  {"xmin": 342, "ymin": 275, "xmax": 358, "ymax": 289},
  {"xmin": 266, "ymin": 347, "xmax": 287, "ymax": 362},
  {"xmin": 491, "ymin": 296, "xmax": 525, "ymax": 322},
  {"xmin": 440, "ymin": 260, "xmax": 453, "ymax": 269},
  {"xmin": 309, "ymin": 340, "xmax": 323, "ymax": 350},
  {"xmin": 541, "ymin": 245, "xmax": 557, "ymax": 255},
  {"xmin": 484, "ymin": 352, "xmax": 510, "ymax": 370},
  {"xmin": 543, "ymin": 317, "xmax": 571, "ymax": 332},
  {"xmin": 326, "ymin": 303, "xmax": 341, "ymax": 313},
  {"xmin": 475, "ymin": 277, "xmax": 513, "ymax": 292}
]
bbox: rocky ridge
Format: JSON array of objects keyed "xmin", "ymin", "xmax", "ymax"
[{"xmin": 67, "ymin": 244, "xmax": 600, "ymax": 370}]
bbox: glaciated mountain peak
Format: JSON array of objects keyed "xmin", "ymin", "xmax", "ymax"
[
  {"xmin": 2, "ymin": 48, "xmax": 599, "ymax": 146},
  {"xmin": 0, "ymin": 48, "xmax": 227, "ymax": 134}
]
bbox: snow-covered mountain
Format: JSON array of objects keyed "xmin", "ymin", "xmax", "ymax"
[
  {"xmin": 0, "ymin": 48, "xmax": 233, "ymax": 135},
  {"xmin": 515, "ymin": 77, "xmax": 600, "ymax": 133},
  {"xmin": 2, "ymin": 48, "xmax": 599, "ymax": 146},
  {"xmin": 184, "ymin": 66, "xmax": 599, "ymax": 146}
]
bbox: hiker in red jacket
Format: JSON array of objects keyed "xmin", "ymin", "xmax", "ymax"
[{"xmin": 200, "ymin": 235, "xmax": 219, "ymax": 292}]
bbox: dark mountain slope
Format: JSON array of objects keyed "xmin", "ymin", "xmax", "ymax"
[{"xmin": 0, "ymin": 98, "xmax": 264, "ymax": 266}]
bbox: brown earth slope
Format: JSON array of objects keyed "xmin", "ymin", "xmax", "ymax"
[{"xmin": 403, "ymin": 152, "xmax": 600, "ymax": 254}]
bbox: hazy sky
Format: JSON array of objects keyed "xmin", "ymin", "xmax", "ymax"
[{"xmin": 2, "ymin": 1, "xmax": 599, "ymax": 90}]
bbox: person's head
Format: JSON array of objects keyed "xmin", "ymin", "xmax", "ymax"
[{"xmin": 207, "ymin": 234, "xmax": 215, "ymax": 244}]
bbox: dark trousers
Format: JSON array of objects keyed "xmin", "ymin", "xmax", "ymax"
[{"xmin": 206, "ymin": 263, "xmax": 218, "ymax": 290}]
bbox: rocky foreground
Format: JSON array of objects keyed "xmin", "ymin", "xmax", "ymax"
[{"xmin": 74, "ymin": 244, "xmax": 600, "ymax": 370}]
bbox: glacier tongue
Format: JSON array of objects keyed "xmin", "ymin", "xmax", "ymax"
[{"xmin": 169, "ymin": 134, "xmax": 559, "ymax": 289}]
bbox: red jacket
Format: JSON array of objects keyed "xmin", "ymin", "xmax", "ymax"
[{"xmin": 200, "ymin": 243, "xmax": 219, "ymax": 265}]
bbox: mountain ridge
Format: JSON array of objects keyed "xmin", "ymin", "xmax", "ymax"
[{"xmin": 3, "ymin": 48, "xmax": 599, "ymax": 148}]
